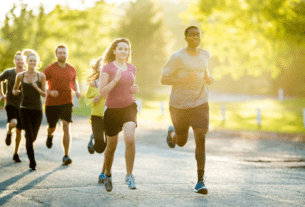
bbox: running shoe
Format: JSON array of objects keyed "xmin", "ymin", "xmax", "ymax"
[
  {"xmin": 194, "ymin": 180, "xmax": 208, "ymax": 195},
  {"xmin": 46, "ymin": 135, "xmax": 53, "ymax": 149},
  {"xmin": 167, "ymin": 125, "xmax": 176, "ymax": 148},
  {"xmin": 29, "ymin": 161, "xmax": 36, "ymax": 171},
  {"xmin": 125, "ymin": 174, "xmax": 137, "ymax": 189},
  {"xmin": 88, "ymin": 134, "xmax": 95, "ymax": 154},
  {"xmin": 98, "ymin": 173, "xmax": 105, "ymax": 184},
  {"xmin": 5, "ymin": 133, "xmax": 12, "ymax": 146},
  {"xmin": 104, "ymin": 175, "xmax": 113, "ymax": 192},
  {"xmin": 13, "ymin": 154, "xmax": 21, "ymax": 163},
  {"xmin": 62, "ymin": 156, "xmax": 72, "ymax": 165}
]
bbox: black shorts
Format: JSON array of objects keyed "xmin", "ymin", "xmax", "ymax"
[
  {"xmin": 5, "ymin": 105, "xmax": 23, "ymax": 130},
  {"xmin": 104, "ymin": 102, "xmax": 137, "ymax": 136},
  {"xmin": 169, "ymin": 102, "xmax": 209, "ymax": 135},
  {"xmin": 45, "ymin": 103, "xmax": 73, "ymax": 128}
]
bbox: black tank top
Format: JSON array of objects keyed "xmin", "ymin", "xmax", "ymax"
[{"xmin": 21, "ymin": 72, "xmax": 42, "ymax": 110}]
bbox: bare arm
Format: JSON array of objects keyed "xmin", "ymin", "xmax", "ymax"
[
  {"xmin": 0, "ymin": 80, "xmax": 5, "ymax": 101},
  {"xmin": 99, "ymin": 72, "xmax": 119, "ymax": 97},
  {"xmin": 12, "ymin": 74, "xmax": 22, "ymax": 96},
  {"xmin": 203, "ymin": 69, "xmax": 214, "ymax": 85},
  {"xmin": 74, "ymin": 79, "xmax": 81, "ymax": 98}
]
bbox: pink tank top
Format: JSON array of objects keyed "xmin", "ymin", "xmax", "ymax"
[{"xmin": 102, "ymin": 62, "xmax": 136, "ymax": 108}]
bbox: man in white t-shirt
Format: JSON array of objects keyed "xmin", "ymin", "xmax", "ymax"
[{"xmin": 161, "ymin": 26, "xmax": 214, "ymax": 195}]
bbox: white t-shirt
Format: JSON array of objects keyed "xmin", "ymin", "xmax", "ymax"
[{"xmin": 162, "ymin": 47, "xmax": 210, "ymax": 109}]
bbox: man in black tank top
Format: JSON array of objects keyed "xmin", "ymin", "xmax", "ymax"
[{"xmin": 0, "ymin": 52, "xmax": 25, "ymax": 162}]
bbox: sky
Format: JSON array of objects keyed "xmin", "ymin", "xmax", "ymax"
[{"xmin": 0, "ymin": 0, "xmax": 130, "ymax": 23}]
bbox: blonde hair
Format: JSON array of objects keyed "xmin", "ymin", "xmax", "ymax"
[
  {"xmin": 86, "ymin": 56, "xmax": 103, "ymax": 84},
  {"xmin": 21, "ymin": 49, "xmax": 40, "ymax": 69}
]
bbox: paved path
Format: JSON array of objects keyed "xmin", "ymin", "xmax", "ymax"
[{"xmin": 0, "ymin": 109, "xmax": 304, "ymax": 206}]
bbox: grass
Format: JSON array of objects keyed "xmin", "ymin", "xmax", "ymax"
[{"xmin": 73, "ymin": 97, "xmax": 305, "ymax": 134}]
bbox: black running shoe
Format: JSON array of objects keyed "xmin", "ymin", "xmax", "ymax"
[
  {"xmin": 5, "ymin": 133, "xmax": 12, "ymax": 146},
  {"xmin": 62, "ymin": 156, "xmax": 72, "ymax": 165},
  {"xmin": 88, "ymin": 134, "xmax": 95, "ymax": 154},
  {"xmin": 167, "ymin": 125, "xmax": 176, "ymax": 148},
  {"xmin": 46, "ymin": 135, "xmax": 53, "ymax": 149},
  {"xmin": 13, "ymin": 154, "xmax": 21, "ymax": 163}
]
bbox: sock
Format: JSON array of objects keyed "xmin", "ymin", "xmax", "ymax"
[{"xmin": 197, "ymin": 170, "xmax": 204, "ymax": 182}]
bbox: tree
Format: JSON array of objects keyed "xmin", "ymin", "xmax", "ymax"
[
  {"xmin": 0, "ymin": 3, "xmax": 35, "ymax": 70},
  {"xmin": 186, "ymin": 0, "xmax": 305, "ymax": 96},
  {"xmin": 118, "ymin": 0, "xmax": 172, "ymax": 98}
]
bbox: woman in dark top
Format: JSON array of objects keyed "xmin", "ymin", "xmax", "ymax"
[{"xmin": 13, "ymin": 49, "xmax": 46, "ymax": 171}]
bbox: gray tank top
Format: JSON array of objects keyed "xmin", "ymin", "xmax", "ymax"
[{"xmin": 21, "ymin": 73, "xmax": 42, "ymax": 110}]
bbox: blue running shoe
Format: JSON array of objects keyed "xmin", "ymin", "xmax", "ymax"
[
  {"xmin": 125, "ymin": 174, "xmax": 136, "ymax": 189},
  {"xmin": 62, "ymin": 156, "xmax": 72, "ymax": 165},
  {"xmin": 194, "ymin": 180, "xmax": 208, "ymax": 195},
  {"xmin": 104, "ymin": 175, "xmax": 113, "ymax": 192},
  {"xmin": 167, "ymin": 125, "xmax": 176, "ymax": 148},
  {"xmin": 88, "ymin": 134, "xmax": 95, "ymax": 154},
  {"xmin": 98, "ymin": 173, "xmax": 105, "ymax": 184}
]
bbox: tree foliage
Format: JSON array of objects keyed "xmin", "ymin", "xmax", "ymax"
[
  {"xmin": 187, "ymin": 0, "xmax": 305, "ymax": 96},
  {"xmin": 118, "ymin": 0, "xmax": 172, "ymax": 97}
]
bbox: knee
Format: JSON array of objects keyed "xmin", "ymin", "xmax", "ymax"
[
  {"xmin": 176, "ymin": 134, "xmax": 188, "ymax": 147},
  {"xmin": 106, "ymin": 144, "xmax": 117, "ymax": 153},
  {"xmin": 125, "ymin": 136, "xmax": 135, "ymax": 146},
  {"xmin": 176, "ymin": 140, "xmax": 187, "ymax": 147},
  {"xmin": 10, "ymin": 120, "xmax": 17, "ymax": 128}
]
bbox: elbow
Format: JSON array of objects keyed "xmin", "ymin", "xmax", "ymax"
[{"xmin": 161, "ymin": 77, "xmax": 166, "ymax": 85}]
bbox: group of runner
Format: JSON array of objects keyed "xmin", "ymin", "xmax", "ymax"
[{"xmin": 0, "ymin": 26, "xmax": 213, "ymax": 195}]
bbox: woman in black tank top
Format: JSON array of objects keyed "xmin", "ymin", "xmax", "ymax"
[{"xmin": 13, "ymin": 49, "xmax": 46, "ymax": 171}]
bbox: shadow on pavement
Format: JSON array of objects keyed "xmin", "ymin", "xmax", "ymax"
[{"xmin": 0, "ymin": 165, "xmax": 66, "ymax": 206}]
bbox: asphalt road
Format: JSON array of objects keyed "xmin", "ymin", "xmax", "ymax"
[{"xmin": 0, "ymin": 110, "xmax": 304, "ymax": 207}]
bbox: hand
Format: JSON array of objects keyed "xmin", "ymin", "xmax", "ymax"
[
  {"xmin": 50, "ymin": 90, "xmax": 59, "ymax": 97},
  {"xmin": 93, "ymin": 96, "xmax": 100, "ymax": 104},
  {"xmin": 204, "ymin": 76, "xmax": 214, "ymax": 85},
  {"xmin": 131, "ymin": 84, "xmax": 139, "ymax": 94},
  {"xmin": 75, "ymin": 92, "xmax": 81, "ymax": 99},
  {"xmin": 184, "ymin": 71, "xmax": 198, "ymax": 83},
  {"xmin": 114, "ymin": 69, "xmax": 123, "ymax": 82},
  {"xmin": 0, "ymin": 95, "xmax": 6, "ymax": 101},
  {"xmin": 13, "ymin": 90, "xmax": 21, "ymax": 96}
]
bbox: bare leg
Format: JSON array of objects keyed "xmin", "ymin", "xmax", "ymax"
[
  {"xmin": 14, "ymin": 128, "xmax": 22, "ymax": 154},
  {"xmin": 123, "ymin": 122, "xmax": 136, "ymax": 176},
  {"xmin": 8, "ymin": 119, "xmax": 17, "ymax": 134},
  {"xmin": 61, "ymin": 120, "xmax": 71, "ymax": 156},
  {"xmin": 194, "ymin": 128, "xmax": 208, "ymax": 179},
  {"xmin": 169, "ymin": 130, "xmax": 188, "ymax": 147},
  {"xmin": 104, "ymin": 135, "xmax": 118, "ymax": 176},
  {"xmin": 47, "ymin": 126, "xmax": 56, "ymax": 136}
]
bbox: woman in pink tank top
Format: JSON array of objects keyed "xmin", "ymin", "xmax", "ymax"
[{"xmin": 98, "ymin": 38, "xmax": 139, "ymax": 192}]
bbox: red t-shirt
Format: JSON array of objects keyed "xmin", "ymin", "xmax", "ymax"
[
  {"xmin": 43, "ymin": 62, "xmax": 77, "ymax": 106},
  {"xmin": 102, "ymin": 62, "xmax": 136, "ymax": 108}
]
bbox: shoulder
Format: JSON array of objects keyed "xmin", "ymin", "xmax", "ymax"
[
  {"xmin": 16, "ymin": 71, "xmax": 25, "ymax": 79},
  {"xmin": 199, "ymin": 49, "xmax": 210, "ymax": 59},
  {"xmin": 169, "ymin": 48, "xmax": 186, "ymax": 61},
  {"xmin": 39, "ymin": 72, "xmax": 46, "ymax": 79},
  {"xmin": 101, "ymin": 62, "xmax": 114, "ymax": 72},
  {"xmin": 44, "ymin": 62, "xmax": 56, "ymax": 72},
  {"xmin": 127, "ymin": 63, "xmax": 136, "ymax": 71},
  {"xmin": 66, "ymin": 63, "xmax": 76, "ymax": 71}
]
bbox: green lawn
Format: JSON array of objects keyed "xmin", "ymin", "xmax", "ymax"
[{"xmin": 73, "ymin": 97, "xmax": 305, "ymax": 134}]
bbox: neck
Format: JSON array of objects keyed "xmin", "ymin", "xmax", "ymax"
[
  {"xmin": 187, "ymin": 46, "xmax": 199, "ymax": 56},
  {"xmin": 57, "ymin": 61, "xmax": 66, "ymax": 68},
  {"xmin": 15, "ymin": 67, "xmax": 24, "ymax": 72},
  {"xmin": 27, "ymin": 68, "xmax": 35, "ymax": 74},
  {"xmin": 114, "ymin": 59, "xmax": 126, "ymax": 66}
]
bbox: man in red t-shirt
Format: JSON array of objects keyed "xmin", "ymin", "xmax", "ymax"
[{"xmin": 43, "ymin": 44, "xmax": 81, "ymax": 165}]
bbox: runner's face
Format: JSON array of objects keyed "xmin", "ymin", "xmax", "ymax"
[
  {"xmin": 114, "ymin": 42, "xmax": 129, "ymax": 62},
  {"xmin": 27, "ymin": 55, "xmax": 38, "ymax": 69},
  {"xmin": 56, "ymin": 48, "xmax": 67, "ymax": 63},
  {"xmin": 185, "ymin": 28, "xmax": 201, "ymax": 48},
  {"xmin": 14, "ymin": 55, "xmax": 24, "ymax": 68}
]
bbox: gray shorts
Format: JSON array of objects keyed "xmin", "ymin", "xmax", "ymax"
[{"xmin": 169, "ymin": 102, "xmax": 209, "ymax": 135}]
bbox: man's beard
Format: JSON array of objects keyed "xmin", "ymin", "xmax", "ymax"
[{"xmin": 58, "ymin": 57, "xmax": 66, "ymax": 63}]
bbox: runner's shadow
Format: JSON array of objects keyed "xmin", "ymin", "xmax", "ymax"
[{"xmin": 0, "ymin": 165, "xmax": 65, "ymax": 206}]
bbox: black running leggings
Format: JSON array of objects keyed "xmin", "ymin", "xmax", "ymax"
[{"xmin": 20, "ymin": 108, "xmax": 42, "ymax": 167}]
